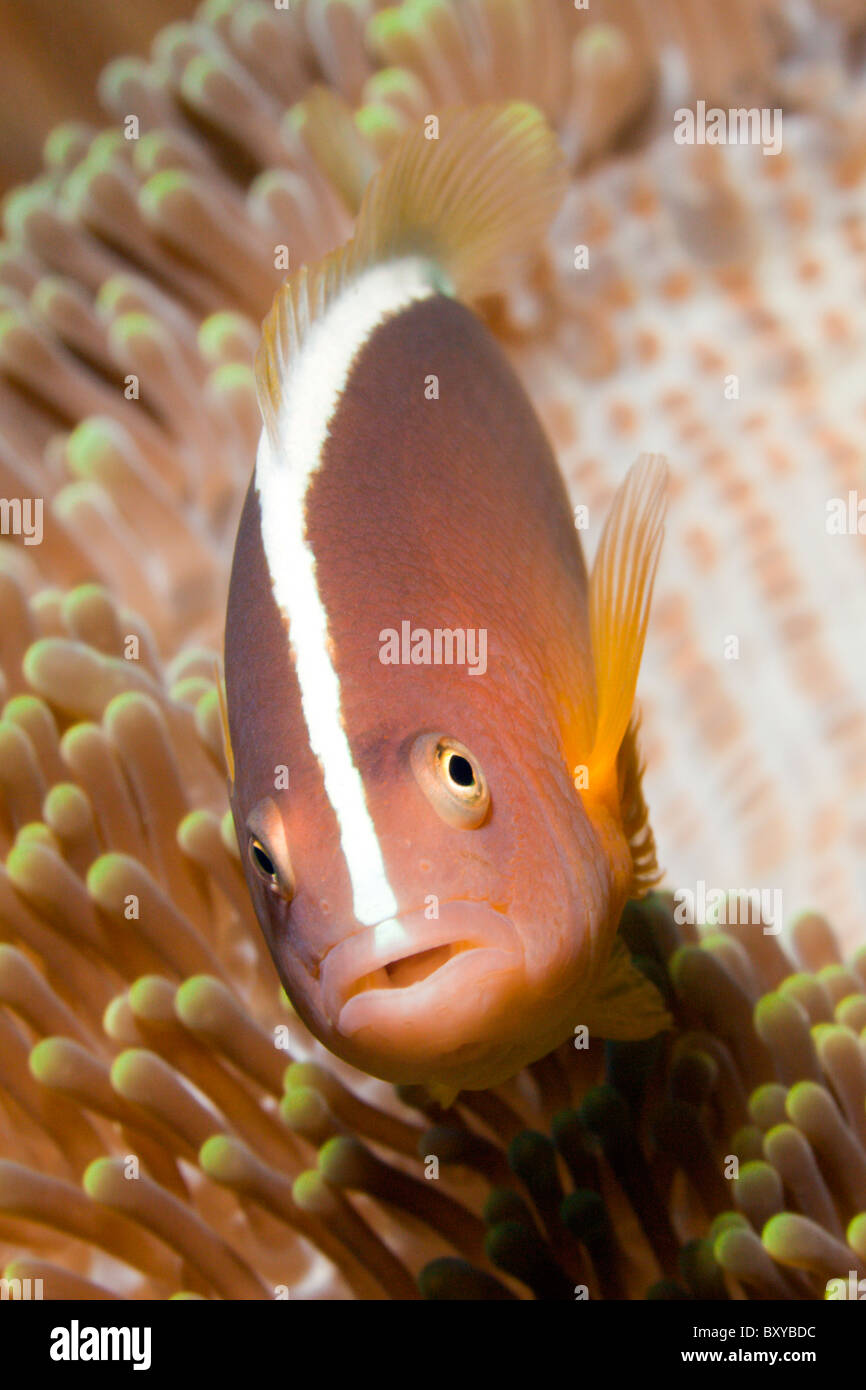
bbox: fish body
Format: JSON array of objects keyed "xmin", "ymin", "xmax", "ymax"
[{"xmin": 225, "ymin": 104, "xmax": 669, "ymax": 1101}]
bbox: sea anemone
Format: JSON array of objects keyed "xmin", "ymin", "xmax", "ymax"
[{"xmin": 1, "ymin": 0, "xmax": 865, "ymax": 1300}]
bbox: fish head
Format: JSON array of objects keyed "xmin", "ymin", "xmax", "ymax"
[{"xmin": 227, "ymin": 637, "xmax": 628, "ymax": 1094}]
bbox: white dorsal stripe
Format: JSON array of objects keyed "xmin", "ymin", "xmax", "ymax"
[{"xmin": 255, "ymin": 257, "xmax": 439, "ymax": 926}]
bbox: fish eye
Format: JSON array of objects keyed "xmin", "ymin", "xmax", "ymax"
[
  {"xmin": 410, "ymin": 734, "xmax": 490, "ymax": 829},
  {"xmin": 444, "ymin": 751, "xmax": 475, "ymax": 788},
  {"xmin": 250, "ymin": 839, "xmax": 276, "ymax": 879},
  {"xmin": 248, "ymin": 836, "xmax": 289, "ymax": 897},
  {"xmin": 245, "ymin": 798, "xmax": 295, "ymax": 900}
]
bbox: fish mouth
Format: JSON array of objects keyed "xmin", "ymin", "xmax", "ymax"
[{"xmin": 321, "ymin": 902, "xmax": 523, "ymax": 1042}]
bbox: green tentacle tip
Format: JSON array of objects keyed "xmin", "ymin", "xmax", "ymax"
[
  {"xmin": 198, "ymin": 312, "xmax": 252, "ymax": 358},
  {"xmin": 709, "ymin": 1211, "xmax": 750, "ymax": 1240},
  {"xmin": 761, "ymin": 1212, "xmax": 805, "ymax": 1263},
  {"xmin": 82, "ymin": 1156, "xmax": 117, "ymax": 1200},
  {"xmin": 12, "ymin": 822, "xmax": 55, "ymax": 852},
  {"xmin": 43, "ymin": 123, "xmax": 89, "ymax": 167},
  {"xmin": 355, "ymin": 104, "xmax": 401, "ymax": 139},
  {"xmin": 283, "ymin": 1060, "xmax": 323, "ymax": 1091},
  {"xmin": 292, "ymin": 1169, "xmax": 330, "ymax": 1212},
  {"xmin": 679, "ymin": 1237, "xmax": 728, "ymax": 1299},
  {"xmin": 66, "ymin": 419, "xmax": 119, "ymax": 469},
  {"xmin": 846, "ymin": 1212, "xmax": 866, "ymax": 1250},
  {"xmin": 44, "ymin": 781, "xmax": 90, "ymax": 819},
  {"xmin": 484, "ymin": 1218, "xmax": 543, "ymax": 1270},
  {"xmin": 482, "ymin": 1187, "xmax": 534, "ymax": 1230},
  {"xmin": 755, "ymin": 990, "xmax": 805, "ymax": 1030},
  {"xmin": 365, "ymin": 67, "xmax": 419, "ymax": 98},
  {"xmin": 127, "ymin": 975, "xmax": 174, "ymax": 1019},
  {"xmin": 100, "ymin": 56, "xmax": 150, "ymax": 95},
  {"xmin": 209, "ymin": 362, "xmax": 254, "ymax": 394},
  {"xmin": 280, "ymin": 1085, "xmax": 330, "ymax": 1134},
  {"xmin": 22, "ymin": 639, "xmax": 57, "ymax": 686},
  {"xmin": 108, "ymin": 1048, "xmax": 144, "ymax": 1090},
  {"xmin": 180, "ymin": 53, "xmax": 224, "ymax": 101},
  {"xmin": 5, "ymin": 841, "xmax": 50, "ymax": 886},
  {"xmin": 579, "ymin": 1083, "xmax": 632, "ymax": 1147},
  {"xmin": 3, "ymin": 693, "xmax": 44, "ymax": 720},
  {"xmin": 368, "ymin": 9, "xmax": 411, "ymax": 44},
  {"xmin": 85, "ymin": 853, "xmax": 128, "ymax": 901},
  {"xmin": 3, "ymin": 182, "xmax": 53, "ymax": 237},
  {"xmin": 178, "ymin": 807, "xmax": 212, "ymax": 839},
  {"xmin": 560, "ymin": 1189, "xmax": 612, "ymax": 1245},
  {"xmin": 198, "ymin": 1134, "xmax": 243, "ymax": 1183},
  {"xmin": 748, "ymin": 1082, "xmax": 788, "ymax": 1129},
  {"xmin": 174, "ymin": 975, "xmax": 223, "ymax": 1023},
  {"xmin": 140, "ymin": 169, "xmax": 192, "ymax": 216},
  {"xmin": 418, "ymin": 1257, "xmax": 512, "ymax": 1301},
  {"xmin": 551, "ymin": 1107, "xmax": 586, "ymax": 1144},
  {"xmin": 507, "ymin": 1130, "xmax": 559, "ymax": 1192},
  {"xmin": 28, "ymin": 1036, "xmax": 69, "ymax": 1084},
  {"xmin": 109, "ymin": 310, "xmax": 163, "ymax": 345},
  {"xmin": 316, "ymin": 1134, "xmax": 364, "ymax": 1185},
  {"xmin": 730, "ymin": 1126, "xmax": 766, "ymax": 1164},
  {"xmin": 578, "ymin": 23, "xmax": 627, "ymax": 59},
  {"xmin": 198, "ymin": 0, "xmax": 241, "ymax": 21}
]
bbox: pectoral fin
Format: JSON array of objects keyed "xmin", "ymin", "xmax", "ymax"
[
  {"xmin": 587, "ymin": 453, "xmax": 668, "ymax": 795},
  {"xmin": 580, "ymin": 935, "xmax": 672, "ymax": 1041},
  {"xmin": 617, "ymin": 713, "xmax": 663, "ymax": 895}
]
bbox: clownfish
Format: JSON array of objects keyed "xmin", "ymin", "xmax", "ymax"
[{"xmin": 224, "ymin": 102, "xmax": 670, "ymax": 1106}]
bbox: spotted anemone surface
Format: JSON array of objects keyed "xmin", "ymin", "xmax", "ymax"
[{"xmin": 0, "ymin": 0, "xmax": 865, "ymax": 1299}]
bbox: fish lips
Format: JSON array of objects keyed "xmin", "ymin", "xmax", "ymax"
[{"xmin": 321, "ymin": 902, "xmax": 525, "ymax": 1054}]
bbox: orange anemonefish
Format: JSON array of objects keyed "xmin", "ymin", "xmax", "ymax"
[{"xmin": 223, "ymin": 102, "xmax": 670, "ymax": 1107}]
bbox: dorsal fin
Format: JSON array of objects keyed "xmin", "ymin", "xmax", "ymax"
[
  {"xmin": 291, "ymin": 85, "xmax": 380, "ymax": 214},
  {"xmin": 255, "ymin": 101, "xmax": 567, "ymax": 441}
]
